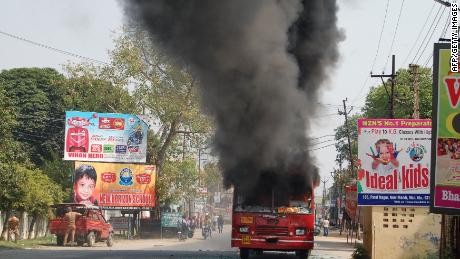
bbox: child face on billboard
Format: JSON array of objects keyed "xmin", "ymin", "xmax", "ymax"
[
  {"xmin": 378, "ymin": 143, "xmax": 391, "ymax": 163},
  {"xmin": 76, "ymin": 175, "xmax": 95, "ymax": 202}
]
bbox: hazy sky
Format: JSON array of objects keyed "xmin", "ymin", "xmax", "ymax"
[{"xmin": 0, "ymin": 0, "xmax": 448, "ymax": 195}]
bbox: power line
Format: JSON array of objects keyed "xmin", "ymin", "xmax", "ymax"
[
  {"xmin": 309, "ymin": 143, "xmax": 336, "ymax": 152},
  {"xmin": 351, "ymin": 0, "xmax": 390, "ymax": 105},
  {"xmin": 414, "ymin": 6, "xmax": 446, "ymax": 64},
  {"xmin": 411, "ymin": 4, "xmax": 444, "ymax": 64},
  {"xmin": 0, "ymin": 29, "xmax": 109, "ymax": 65},
  {"xmin": 382, "ymin": 0, "xmax": 405, "ymax": 71},
  {"xmin": 402, "ymin": 2, "xmax": 437, "ymax": 65}
]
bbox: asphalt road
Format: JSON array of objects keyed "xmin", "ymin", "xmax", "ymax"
[{"xmin": 0, "ymin": 226, "xmax": 354, "ymax": 259}]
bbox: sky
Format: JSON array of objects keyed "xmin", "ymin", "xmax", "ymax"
[{"xmin": 0, "ymin": 0, "xmax": 450, "ymax": 196}]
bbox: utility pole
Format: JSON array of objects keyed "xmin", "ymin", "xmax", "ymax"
[
  {"xmin": 338, "ymin": 98, "xmax": 355, "ymax": 179},
  {"xmin": 409, "ymin": 64, "xmax": 420, "ymax": 119},
  {"xmin": 321, "ymin": 178, "xmax": 329, "ymax": 218},
  {"xmin": 371, "ymin": 55, "xmax": 397, "ymax": 118}
]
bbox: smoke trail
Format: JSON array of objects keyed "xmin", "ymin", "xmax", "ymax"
[{"xmin": 121, "ymin": 0, "xmax": 341, "ymax": 202}]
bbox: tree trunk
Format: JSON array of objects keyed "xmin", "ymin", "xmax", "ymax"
[
  {"xmin": 28, "ymin": 214, "xmax": 37, "ymax": 239},
  {"xmin": 0, "ymin": 211, "xmax": 11, "ymax": 240},
  {"xmin": 156, "ymin": 119, "xmax": 180, "ymax": 173}
]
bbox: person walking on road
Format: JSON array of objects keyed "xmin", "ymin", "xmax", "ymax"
[
  {"xmin": 322, "ymin": 218, "xmax": 330, "ymax": 236},
  {"xmin": 217, "ymin": 215, "xmax": 224, "ymax": 233},
  {"xmin": 63, "ymin": 207, "xmax": 82, "ymax": 246},
  {"xmin": 7, "ymin": 214, "xmax": 20, "ymax": 243}
]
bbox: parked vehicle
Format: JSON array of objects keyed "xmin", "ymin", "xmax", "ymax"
[{"xmin": 49, "ymin": 203, "xmax": 113, "ymax": 247}]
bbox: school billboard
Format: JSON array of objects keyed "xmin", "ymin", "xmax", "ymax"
[
  {"xmin": 357, "ymin": 119, "xmax": 432, "ymax": 206},
  {"xmin": 74, "ymin": 162, "xmax": 156, "ymax": 208},
  {"xmin": 64, "ymin": 111, "xmax": 148, "ymax": 163},
  {"xmin": 430, "ymin": 43, "xmax": 460, "ymax": 214}
]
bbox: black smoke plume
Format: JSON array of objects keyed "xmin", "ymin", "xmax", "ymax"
[{"xmin": 122, "ymin": 0, "xmax": 342, "ymax": 204}]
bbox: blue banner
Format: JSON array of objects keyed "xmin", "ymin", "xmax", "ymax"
[{"xmin": 358, "ymin": 193, "xmax": 430, "ymax": 206}]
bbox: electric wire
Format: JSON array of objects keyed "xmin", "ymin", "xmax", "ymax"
[
  {"xmin": 414, "ymin": 6, "xmax": 447, "ymax": 64},
  {"xmin": 411, "ymin": 4, "xmax": 444, "ymax": 64},
  {"xmin": 0, "ymin": 29, "xmax": 109, "ymax": 65},
  {"xmin": 382, "ymin": 0, "xmax": 406, "ymax": 71},
  {"xmin": 402, "ymin": 2, "xmax": 437, "ymax": 66},
  {"xmin": 351, "ymin": 0, "xmax": 390, "ymax": 105}
]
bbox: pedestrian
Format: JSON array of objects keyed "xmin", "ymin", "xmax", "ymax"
[
  {"xmin": 323, "ymin": 218, "xmax": 330, "ymax": 236},
  {"xmin": 7, "ymin": 213, "xmax": 20, "ymax": 243},
  {"xmin": 63, "ymin": 207, "xmax": 82, "ymax": 246},
  {"xmin": 217, "ymin": 215, "xmax": 224, "ymax": 233}
]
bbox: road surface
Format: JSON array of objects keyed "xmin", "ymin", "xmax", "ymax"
[{"xmin": 0, "ymin": 226, "xmax": 355, "ymax": 259}]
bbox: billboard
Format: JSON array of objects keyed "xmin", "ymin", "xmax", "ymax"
[
  {"xmin": 64, "ymin": 111, "xmax": 148, "ymax": 163},
  {"xmin": 161, "ymin": 212, "xmax": 182, "ymax": 228},
  {"xmin": 74, "ymin": 162, "xmax": 156, "ymax": 208},
  {"xmin": 345, "ymin": 185, "xmax": 357, "ymax": 220},
  {"xmin": 357, "ymin": 118, "xmax": 432, "ymax": 206},
  {"xmin": 430, "ymin": 43, "xmax": 460, "ymax": 214}
]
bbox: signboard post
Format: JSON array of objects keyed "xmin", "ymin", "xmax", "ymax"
[
  {"xmin": 430, "ymin": 43, "xmax": 460, "ymax": 214},
  {"xmin": 357, "ymin": 118, "xmax": 432, "ymax": 206},
  {"xmin": 64, "ymin": 111, "xmax": 148, "ymax": 163}
]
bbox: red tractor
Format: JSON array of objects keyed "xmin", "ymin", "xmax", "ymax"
[{"xmin": 49, "ymin": 203, "xmax": 114, "ymax": 247}]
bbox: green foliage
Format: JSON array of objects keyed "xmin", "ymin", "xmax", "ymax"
[
  {"xmin": 40, "ymin": 151, "xmax": 74, "ymax": 195},
  {"xmin": 62, "ymin": 63, "xmax": 138, "ymax": 114},
  {"xmin": 0, "ymin": 163, "xmax": 27, "ymax": 212},
  {"xmin": 0, "ymin": 68, "xmax": 66, "ymax": 165},
  {"xmin": 202, "ymin": 162, "xmax": 222, "ymax": 191},
  {"xmin": 157, "ymin": 158, "xmax": 198, "ymax": 205},
  {"xmin": 363, "ymin": 67, "xmax": 432, "ymax": 119},
  {"xmin": 22, "ymin": 166, "xmax": 65, "ymax": 217},
  {"xmin": 108, "ymin": 28, "xmax": 212, "ymax": 171}
]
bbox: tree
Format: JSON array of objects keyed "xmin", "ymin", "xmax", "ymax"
[
  {"xmin": 108, "ymin": 29, "xmax": 212, "ymax": 173},
  {"xmin": 363, "ymin": 67, "xmax": 432, "ymax": 119},
  {"xmin": 62, "ymin": 63, "xmax": 138, "ymax": 114},
  {"xmin": 0, "ymin": 68, "xmax": 66, "ymax": 165},
  {"xmin": 22, "ymin": 166, "xmax": 65, "ymax": 239},
  {"xmin": 0, "ymin": 163, "xmax": 27, "ymax": 240},
  {"xmin": 202, "ymin": 162, "xmax": 222, "ymax": 192},
  {"xmin": 157, "ymin": 158, "xmax": 199, "ymax": 206}
]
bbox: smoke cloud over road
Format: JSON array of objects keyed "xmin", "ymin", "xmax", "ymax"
[{"xmin": 122, "ymin": 0, "xmax": 342, "ymax": 203}]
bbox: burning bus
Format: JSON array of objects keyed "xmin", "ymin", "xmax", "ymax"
[{"xmin": 231, "ymin": 175, "xmax": 316, "ymax": 259}]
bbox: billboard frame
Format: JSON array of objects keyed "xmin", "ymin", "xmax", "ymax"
[{"xmin": 429, "ymin": 43, "xmax": 460, "ymax": 215}]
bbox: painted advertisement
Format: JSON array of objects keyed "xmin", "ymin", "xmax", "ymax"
[
  {"xmin": 430, "ymin": 43, "xmax": 460, "ymax": 214},
  {"xmin": 74, "ymin": 162, "xmax": 156, "ymax": 208},
  {"xmin": 64, "ymin": 111, "xmax": 148, "ymax": 163},
  {"xmin": 357, "ymin": 118, "xmax": 432, "ymax": 206},
  {"xmin": 345, "ymin": 185, "xmax": 357, "ymax": 220}
]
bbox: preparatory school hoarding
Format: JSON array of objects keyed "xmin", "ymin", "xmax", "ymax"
[
  {"xmin": 74, "ymin": 162, "xmax": 156, "ymax": 208},
  {"xmin": 64, "ymin": 111, "xmax": 148, "ymax": 163},
  {"xmin": 357, "ymin": 119, "xmax": 432, "ymax": 206},
  {"xmin": 430, "ymin": 43, "xmax": 460, "ymax": 214}
]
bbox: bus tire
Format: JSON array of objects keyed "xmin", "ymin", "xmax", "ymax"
[
  {"xmin": 240, "ymin": 248, "xmax": 250, "ymax": 259},
  {"xmin": 296, "ymin": 249, "xmax": 310, "ymax": 259}
]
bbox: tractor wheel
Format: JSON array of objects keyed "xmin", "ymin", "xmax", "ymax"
[{"xmin": 87, "ymin": 232, "xmax": 96, "ymax": 247}]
